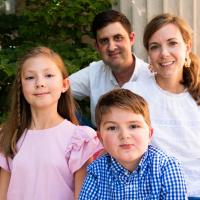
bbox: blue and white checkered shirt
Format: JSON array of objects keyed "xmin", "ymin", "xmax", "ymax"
[{"xmin": 79, "ymin": 145, "xmax": 187, "ymax": 200}]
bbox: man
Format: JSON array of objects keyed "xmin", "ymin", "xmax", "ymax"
[{"xmin": 69, "ymin": 10, "xmax": 150, "ymax": 126}]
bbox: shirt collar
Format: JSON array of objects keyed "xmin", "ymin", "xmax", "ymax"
[
  {"xmin": 106, "ymin": 54, "xmax": 137, "ymax": 86},
  {"xmin": 109, "ymin": 146, "xmax": 150, "ymax": 182}
]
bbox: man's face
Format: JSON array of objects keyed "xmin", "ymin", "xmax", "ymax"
[{"xmin": 96, "ymin": 22, "xmax": 135, "ymax": 73}]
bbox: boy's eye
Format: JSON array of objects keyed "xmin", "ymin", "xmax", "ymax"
[
  {"xmin": 129, "ymin": 124, "xmax": 139, "ymax": 129},
  {"xmin": 107, "ymin": 126, "xmax": 117, "ymax": 131}
]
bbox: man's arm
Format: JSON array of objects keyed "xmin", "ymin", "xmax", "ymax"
[{"xmin": 69, "ymin": 67, "xmax": 91, "ymax": 100}]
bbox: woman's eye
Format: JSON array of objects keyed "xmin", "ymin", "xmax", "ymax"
[
  {"xmin": 149, "ymin": 45, "xmax": 159, "ymax": 50},
  {"xmin": 169, "ymin": 41, "xmax": 178, "ymax": 46}
]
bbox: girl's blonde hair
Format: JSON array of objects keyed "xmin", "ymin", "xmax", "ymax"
[
  {"xmin": 0, "ymin": 46, "xmax": 78, "ymax": 158},
  {"xmin": 143, "ymin": 13, "xmax": 200, "ymax": 105}
]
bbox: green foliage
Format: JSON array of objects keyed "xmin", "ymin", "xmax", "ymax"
[{"xmin": 0, "ymin": 0, "xmax": 114, "ymax": 122}]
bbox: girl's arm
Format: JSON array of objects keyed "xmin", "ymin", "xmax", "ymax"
[
  {"xmin": 74, "ymin": 157, "xmax": 93, "ymax": 200},
  {"xmin": 0, "ymin": 168, "xmax": 10, "ymax": 200}
]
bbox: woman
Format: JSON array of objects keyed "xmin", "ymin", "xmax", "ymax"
[{"xmin": 124, "ymin": 13, "xmax": 200, "ymax": 199}]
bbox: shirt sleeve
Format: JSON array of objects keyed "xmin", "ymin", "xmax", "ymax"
[
  {"xmin": 160, "ymin": 158, "xmax": 188, "ymax": 200},
  {"xmin": 69, "ymin": 66, "xmax": 91, "ymax": 100},
  {"xmin": 78, "ymin": 171, "xmax": 98, "ymax": 200},
  {"xmin": 65, "ymin": 126, "xmax": 103, "ymax": 174}
]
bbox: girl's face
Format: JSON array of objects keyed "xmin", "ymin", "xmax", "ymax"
[
  {"xmin": 21, "ymin": 55, "xmax": 69, "ymax": 111},
  {"xmin": 148, "ymin": 23, "xmax": 191, "ymax": 82}
]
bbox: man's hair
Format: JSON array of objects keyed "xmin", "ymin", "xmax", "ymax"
[
  {"xmin": 92, "ymin": 10, "xmax": 132, "ymax": 39},
  {"xmin": 95, "ymin": 89, "xmax": 151, "ymax": 130}
]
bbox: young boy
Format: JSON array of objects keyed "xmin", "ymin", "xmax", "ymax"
[{"xmin": 79, "ymin": 89, "xmax": 187, "ymax": 200}]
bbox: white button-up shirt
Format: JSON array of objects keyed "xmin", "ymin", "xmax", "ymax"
[{"xmin": 69, "ymin": 55, "xmax": 150, "ymax": 125}]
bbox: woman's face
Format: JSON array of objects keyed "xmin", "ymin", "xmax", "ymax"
[{"xmin": 147, "ymin": 23, "xmax": 191, "ymax": 82}]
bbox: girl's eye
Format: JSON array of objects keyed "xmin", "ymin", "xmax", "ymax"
[
  {"xmin": 25, "ymin": 76, "xmax": 34, "ymax": 80},
  {"xmin": 46, "ymin": 74, "xmax": 54, "ymax": 78}
]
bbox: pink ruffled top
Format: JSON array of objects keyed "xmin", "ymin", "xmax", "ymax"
[{"xmin": 0, "ymin": 120, "xmax": 102, "ymax": 200}]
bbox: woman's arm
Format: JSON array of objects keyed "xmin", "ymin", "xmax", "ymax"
[
  {"xmin": 74, "ymin": 157, "xmax": 93, "ymax": 200},
  {"xmin": 0, "ymin": 168, "xmax": 10, "ymax": 200}
]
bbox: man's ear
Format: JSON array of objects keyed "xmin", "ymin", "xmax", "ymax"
[
  {"xmin": 129, "ymin": 32, "xmax": 135, "ymax": 46},
  {"xmin": 62, "ymin": 78, "xmax": 70, "ymax": 93}
]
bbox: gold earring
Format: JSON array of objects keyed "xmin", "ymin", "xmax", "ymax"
[
  {"xmin": 148, "ymin": 64, "xmax": 154, "ymax": 73},
  {"xmin": 184, "ymin": 56, "xmax": 191, "ymax": 68}
]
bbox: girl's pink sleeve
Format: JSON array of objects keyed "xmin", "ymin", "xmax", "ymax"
[
  {"xmin": 0, "ymin": 153, "xmax": 12, "ymax": 172},
  {"xmin": 65, "ymin": 126, "xmax": 103, "ymax": 174}
]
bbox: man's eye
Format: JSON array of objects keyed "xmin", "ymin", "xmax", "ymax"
[
  {"xmin": 99, "ymin": 38, "xmax": 108, "ymax": 45},
  {"xmin": 114, "ymin": 35, "xmax": 123, "ymax": 41}
]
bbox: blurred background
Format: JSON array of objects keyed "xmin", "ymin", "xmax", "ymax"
[{"xmin": 0, "ymin": 0, "xmax": 199, "ymax": 123}]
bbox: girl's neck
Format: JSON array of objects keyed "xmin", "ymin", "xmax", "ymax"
[
  {"xmin": 30, "ymin": 110, "xmax": 64, "ymax": 130},
  {"xmin": 155, "ymin": 75, "xmax": 185, "ymax": 94}
]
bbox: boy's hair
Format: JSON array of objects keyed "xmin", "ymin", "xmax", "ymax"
[
  {"xmin": 95, "ymin": 89, "xmax": 151, "ymax": 130},
  {"xmin": 92, "ymin": 9, "xmax": 132, "ymax": 39},
  {"xmin": 0, "ymin": 46, "xmax": 78, "ymax": 158}
]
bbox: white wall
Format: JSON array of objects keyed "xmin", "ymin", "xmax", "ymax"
[{"xmin": 114, "ymin": 0, "xmax": 200, "ymax": 61}]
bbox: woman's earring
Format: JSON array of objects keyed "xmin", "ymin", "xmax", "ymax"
[
  {"xmin": 148, "ymin": 64, "xmax": 157, "ymax": 75},
  {"xmin": 184, "ymin": 56, "xmax": 191, "ymax": 68}
]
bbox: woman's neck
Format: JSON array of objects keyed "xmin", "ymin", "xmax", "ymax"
[{"xmin": 155, "ymin": 75, "xmax": 185, "ymax": 93}]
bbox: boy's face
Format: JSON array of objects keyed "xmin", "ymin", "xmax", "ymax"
[{"xmin": 98, "ymin": 107, "xmax": 153, "ymax": 172}]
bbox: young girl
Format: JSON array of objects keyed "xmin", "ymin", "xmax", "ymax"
[{"xmin": 0, "ymin": 46, "xmax": 102, "ymax": 200}]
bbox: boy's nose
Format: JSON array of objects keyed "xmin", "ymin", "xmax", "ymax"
[{"xmin": 119, "ymin": 128, "xmax": 130, "ymax": 139}]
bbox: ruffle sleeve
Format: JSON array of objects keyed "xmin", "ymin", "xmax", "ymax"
[
  {"xmin": 65, "ymin": 126, "xmax": 103, "ymax": 174},
  {"xmin": 0, "ymin": 152, "xmax": 12, "ymax": 172}
]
